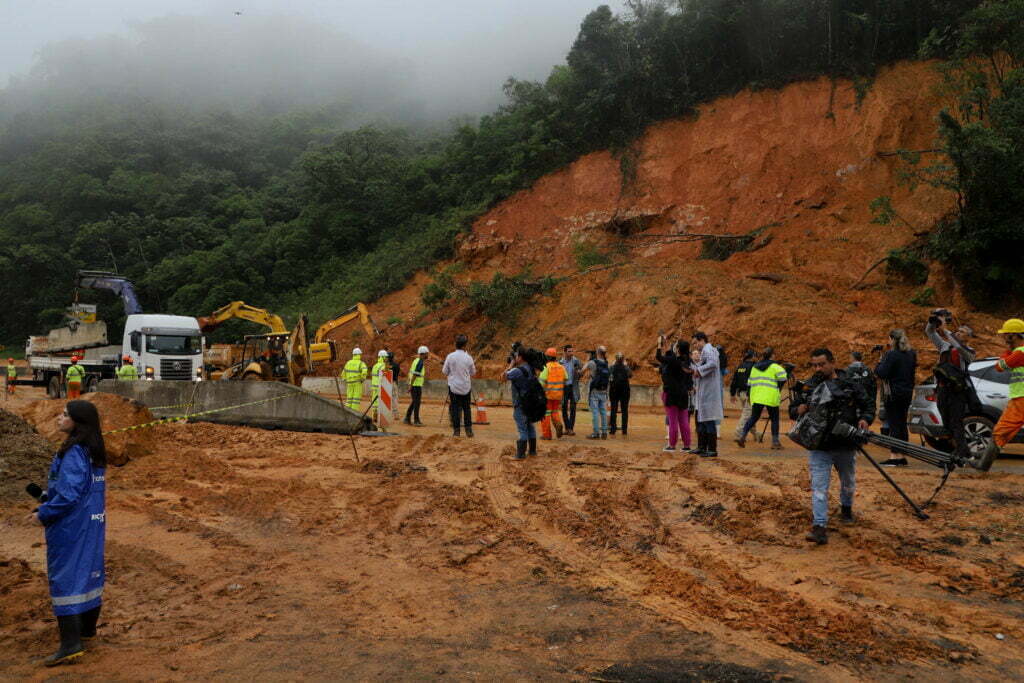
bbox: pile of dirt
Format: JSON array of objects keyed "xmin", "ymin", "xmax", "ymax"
[
  {"xmin": 358, "ymin": 60, "xmax": 1010, "ymax": 381},
  {"xmin": 17, "ymin": 393, "xmax": 157, "ymax": 466},
  {"xmin": 0, "ymin": 409, "xmax": 52, "ymax": 499}
]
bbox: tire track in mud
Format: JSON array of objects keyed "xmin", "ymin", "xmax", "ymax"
[{"xmin": 479, "ymin": 458, "xmax": 848, "ymax": 677}]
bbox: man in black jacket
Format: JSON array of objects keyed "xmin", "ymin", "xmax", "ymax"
[
  {"xmin": 791, "ymin": 348, "xmax": 875, "ymax": 545},
  {"xmin": 730, "ymin": 349, "xmax": 755, "ymax": 443},
  {"xmin": 874, "ymin": 329, "xmax": 917, "ymax": 467}
]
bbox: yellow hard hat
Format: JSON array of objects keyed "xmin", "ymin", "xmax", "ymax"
[{"xmin": 998, "ymin": 318, "xmax": 1024, "ymax": 335}]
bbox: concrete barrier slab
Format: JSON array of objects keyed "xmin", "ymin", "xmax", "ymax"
[{"xmin": 97, "ymin": 380, "xmax": 372, "ymax": 434}]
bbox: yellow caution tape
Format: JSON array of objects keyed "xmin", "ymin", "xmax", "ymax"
[
  {"xmin": 103, "ymin": 393, "xmax": 294, "ymax": 435},
  {"xmin": 145, "ymin": 401, "xmax": 196, "ymax": 411}
]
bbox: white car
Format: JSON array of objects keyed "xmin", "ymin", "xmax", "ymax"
[{"xmin": 909, "ymin": 358, "xmax": 1023, "ymax": 462}]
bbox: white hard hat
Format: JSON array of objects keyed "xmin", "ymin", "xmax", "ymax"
[
  {"xmin": 352, "ymin": 347, "xmax": 362, "ymax": 355},
  {"xmin": 418, "ymin": 345, "xmax": 429, "ymax": 354},
  {"xmin": 378, "ymin": 350, "xmax": 389, "ymax": 358}
]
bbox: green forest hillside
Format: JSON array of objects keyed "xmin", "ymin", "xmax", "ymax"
[{"xmin": 2, "ymin": 0, "xmax": 1021, "ymax": 345}]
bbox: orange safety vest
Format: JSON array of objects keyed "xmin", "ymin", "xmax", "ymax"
[{"xmin": 542, "ymin": 361, "xmax": 567, "ymax": 401}]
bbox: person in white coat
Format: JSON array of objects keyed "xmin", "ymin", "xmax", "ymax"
[{"xmin": 691, "ymin": 331, "xmax": 724, "ymax": 457}]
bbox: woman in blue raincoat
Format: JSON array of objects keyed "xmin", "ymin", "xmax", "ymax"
[{"xmin": 28, "ymin": 400, "xmax": 107, "ymax": 667}]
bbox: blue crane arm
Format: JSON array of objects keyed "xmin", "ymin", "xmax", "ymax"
[{"xmin": 75, "ymin": 270, "xmax": 143, "ymax": 315}]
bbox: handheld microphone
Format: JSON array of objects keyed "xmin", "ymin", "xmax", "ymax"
[{"xmin": 25, "ymin": 483, "xmax": 45, "ymax": 502}]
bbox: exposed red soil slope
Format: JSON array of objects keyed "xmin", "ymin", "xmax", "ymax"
[{"xmin": 331, "ymin": 61, "xmax": 1011, "ymax": 381}]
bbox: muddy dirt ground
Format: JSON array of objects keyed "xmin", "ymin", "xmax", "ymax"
[{"xmin": 3, "ymin": 386, "xmax": 1024, "ymax": 681}]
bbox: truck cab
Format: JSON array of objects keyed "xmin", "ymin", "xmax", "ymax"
[{"xmin": 122, "ymin": 314, "xmax": 204, "ymax": 381}]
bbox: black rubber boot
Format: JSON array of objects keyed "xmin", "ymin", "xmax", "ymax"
[
  {"xmin": 528, "ymin": 438, "xmax": 537, "ymax": 456},
  {"xmin": 689, "ymin": 432, "xmax": 705, "ymax": 455},
  {"xmin": 805, "ymin": 525, "xmax": 828, "ymax": 545},
  {"xmin": 840, "ymin": 506, "xmax": 855, "ymax": 524},
  {"xmin": 466, "ymin": 426, "xmax": 474, "ymax": 438},
  {"xmin": 44, "ymin": 615, "xmax": 84, "ymax": 667},
  {"xmin": 80, "ymin": 606, "xmax": 100, "ymax": 639},
  {"xmin": 514, "ymin": 440, "xmax": 527, "ymax": 460},
  {"xmin": 700, "ymin": 433, "xmax": 718, "ymax": 458}
]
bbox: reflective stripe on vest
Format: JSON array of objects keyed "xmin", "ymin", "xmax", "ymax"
[
  {"xmin": 66, "ymin": 365, "xmax": 85, "ymax": 382},
  {"xmin": 1012, "ymin": 346, "xmax": 1024, "ymax": 400},
  {"xmin": 748, "ymin": 365, "xmax": 784, "ymax": 407},
  {"xmin": 342, "ymin": 359, "xmax": 366, "ymax": 382},
  {"xmin": 6, "ymin": 365, "xmax": 15, "ymax": 378},
  {"xmin": 410, "ymin": 358, "xmax": 425, "ymax": 387},
  {"xmin": 371, "ymin": 362, "xmax": 385, "ymax": 388}
]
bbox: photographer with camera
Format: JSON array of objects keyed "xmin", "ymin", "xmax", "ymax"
[
  {"xmin": 874, "ymin": 329, "xmax": 917, "ymax": 467},
  {"xmin": 925, "ymin": 308, "xmax": 979, "ymax": 461},
  {"xmin": 505, "ymin": 346, "xmax": 542, "ymax": 459},
  {"xmin": 790, "ymin": 348, "xmax": 875, "ymax": 545},
  {"xmin": 560, "ymin": 345, "xmax": 583, "ymax": 436}
]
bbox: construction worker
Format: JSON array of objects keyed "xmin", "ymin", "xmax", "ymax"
[
  {"xmin": 342, "ymin": 348, "xmax": 368, "ymax": 411},
  {"xmin": 991, "ymin": 319, "xmax": 1024, "ymax": 455},
  {"xmin": 371, "ymin": 350, "xmax": 389, "ymax": 417},
  {"xmin": 65, "ymin": 356, "xmax": 86, "ymax": 399},
  {"xmin": 6, "ymin": 357, "xmax": 16, "ymax": 395},
  {"xmin": 735, "ymin": 348, "xmax": 788, "ymax": 450},
  {"xmin": 116, "ymin": 356, "xmax": 138, "ymax": 381},
  {"xmin": 538, "ymin": 348, "xmax": 566, "ymax": 440},
  {"xmin": 404, "ymin": 346, "xmax": 428, "ymax": 426}
]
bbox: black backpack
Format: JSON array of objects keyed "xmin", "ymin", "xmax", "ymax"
[
  {"xmin": 611, "ymin": 361, "xmax": 630, "ymax": 387},
  {"xmin": 520, "ymin": 372, "xmax": 548, "ymax": 423},
  {"xmin": 590, "ymin": 359, "xmax": 610, "ymax": 391}
]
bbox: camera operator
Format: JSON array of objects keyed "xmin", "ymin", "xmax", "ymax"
[
  {"xmin": 791, "ymin": 348, "xmax": 874, "ymax": 545},
  {"xmin": 874, "ymin": 329, "xmax": 917, "ymax": 467},
  {"xmin": 505, "ymin": 347, "xmax": 538, "ymax": 459},
  {"xmin": 925, "ymin": 309, "xmax": 978, "ymax": 461}
]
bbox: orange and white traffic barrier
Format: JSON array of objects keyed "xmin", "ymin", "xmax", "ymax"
[{"xmin": 474, "ymin": 397, "xmax": 490, "ymax": 425}]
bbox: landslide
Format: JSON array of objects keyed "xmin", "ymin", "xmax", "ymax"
[{"xmin": 349, "ymin": 61, "xmax": 1009, "ymax": 380}]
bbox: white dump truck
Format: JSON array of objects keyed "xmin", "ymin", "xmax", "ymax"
[{"xmin": 19, "ymin": 271, "xmax": 204, "ymax": 397}]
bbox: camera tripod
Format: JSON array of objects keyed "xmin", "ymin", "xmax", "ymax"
[{"xmin": 833, "ymin": 423, "xmax": 963, "ymax": 520}]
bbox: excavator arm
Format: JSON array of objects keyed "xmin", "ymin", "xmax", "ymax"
[
  {"xmin": 198, "ymin": 301, "xmax": 287, "ymax": 334},
  {"xmin": 313, "ymin": 303, "xmax": 381, "ymax": 344},
  {"xmin": 75, "ymin": 270, "xmax": 143, "ymax": 316}
]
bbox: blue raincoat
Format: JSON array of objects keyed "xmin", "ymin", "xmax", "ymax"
[{"xmin": 36, "ymin": 445, "xmax": 106, "ymax": 617}]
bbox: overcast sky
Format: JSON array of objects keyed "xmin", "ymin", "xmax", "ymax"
[{"xmin": 1, "ymin": 0, "xmax": 628, "ymax": 116}]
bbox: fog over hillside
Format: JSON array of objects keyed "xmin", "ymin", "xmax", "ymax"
[{"xmin": 0, "ymin": 0, "xmax": 627, "ymax": 121}]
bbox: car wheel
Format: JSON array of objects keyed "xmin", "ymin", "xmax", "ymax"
[
  {"xmin": 924, "ymin": 435, "xmax": 954, "ymax": 453},
  {"xmin": 962, "ymin": 415, "xmax": 998, "ymax": 471}
]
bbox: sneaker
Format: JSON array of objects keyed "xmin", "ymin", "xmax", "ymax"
[
  {"xmin": 699, "ymin": 451, "xmax": 718, "ymax": 458},
  {"xmin": 840, "ymin": 506, "xmax": 855, "ymax": 524},
  {"xmin": 565, "ymin": 430, "xmax": 575, "ymax": 436},
  {"xmin": 402, "ymin": 418, "xmax": 412, "ymax": 425},
  {"xmin": 735, "ymin": 439, "xmax": 746, "ymax": 448},
  {"xmin": 662, "ymin": 445, "xmax": 675, "ymax": 452},
  {"xmin": 880, "ymin": 457, "xmax": 908, "ymax": 467},
  {"xmin": 805, "ymin": 525, "xmax": 828, "ymax": 545},
  {"xmin": 601, "ymin": 433, "xmax": 608, "ymax": 440},
  {"xmin": 413, "ymin": 421, "xmax": 424, "ymax": 427},
  {"xmin": 586, "ymin": 433, "xmax": 601, "ymax": 440},
  {"xmin": 771, "ymin": 441, "xmax": 783, "ymax": 450}
]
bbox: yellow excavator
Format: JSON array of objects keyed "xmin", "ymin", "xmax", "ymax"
[
  {"xmin": 314, "ymin": 303, "xmax": 381, "ymax": 345},
  {"xmin": 198, "ymin": 301, "xmax": 288, "ymax": 335},
  {"xmin": 199, "ymin": 301, "xmax": 333, "ymax": 384}
]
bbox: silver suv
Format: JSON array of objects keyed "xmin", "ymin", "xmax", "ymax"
[{"xmin": 909, "ymin": 358, "xmax": 1023, "ymax": 457}]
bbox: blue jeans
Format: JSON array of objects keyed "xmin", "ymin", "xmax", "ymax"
[
  {"xmin": 513, "ymin": 404, "xmax": 536, "ymax": 441},
  {"xmin": 808, "ymin": 449, "xmax": 856, "ymax": 527},
  {"xmin": 589, "ymin": 390, "xmax": 608, "ymax": 435}
]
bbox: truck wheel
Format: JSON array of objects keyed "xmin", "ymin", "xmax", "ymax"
[
  {"xmin": 962, "ymin": 415, "xmax": 998, "ymax": 471},
  {"xmin": 47, "ymin": 375, "xmax": 63, "ymax": 399}
]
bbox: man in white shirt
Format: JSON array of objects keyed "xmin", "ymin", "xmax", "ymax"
[{"xmin": 442, "ymin": 334, "xmax": 477, "ymax": 437}]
